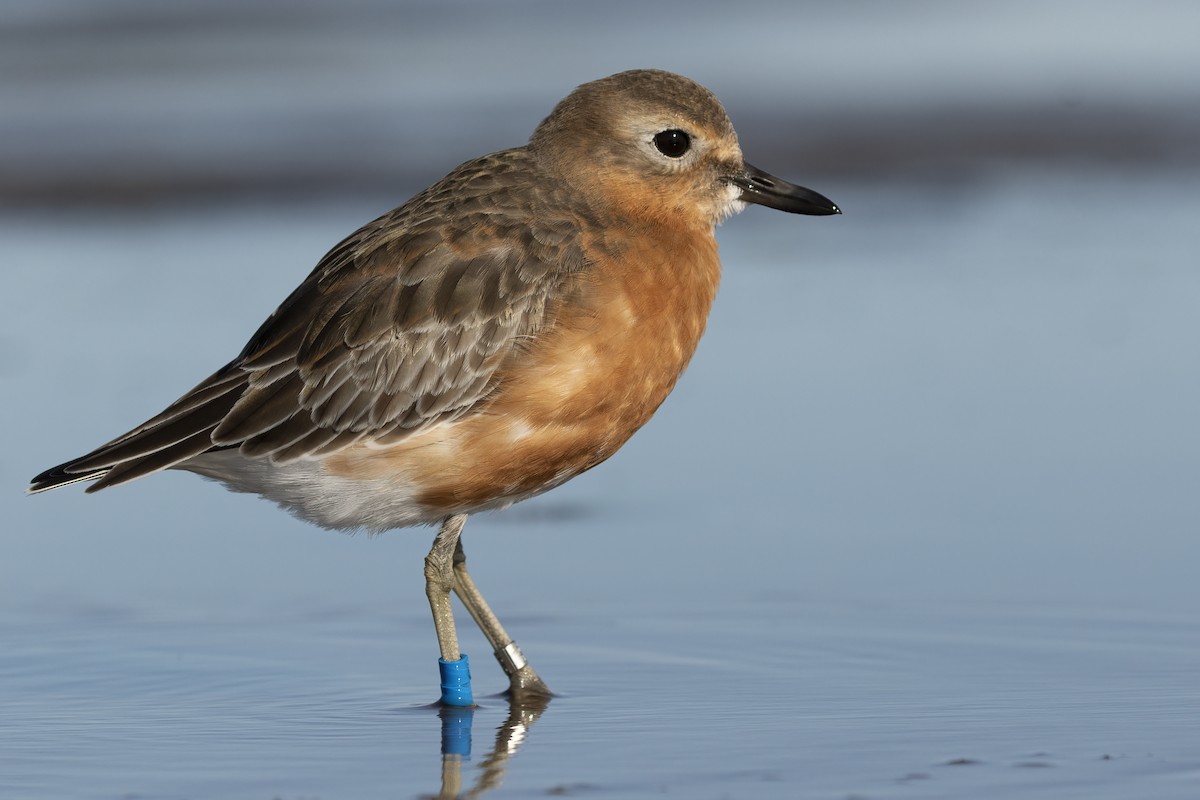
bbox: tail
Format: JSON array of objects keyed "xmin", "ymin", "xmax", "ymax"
[
  {"xmin": 28, "ymin": 364, "xmax": 247, "ymax": 495},
  {"xmin": 28, "ymin": 465, "xmax": 111, "ymax": 494}
]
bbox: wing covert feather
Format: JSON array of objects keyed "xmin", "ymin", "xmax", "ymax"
[{"xmin": 212, "ymin": 149, "xmax": 589, "ymax": 460}]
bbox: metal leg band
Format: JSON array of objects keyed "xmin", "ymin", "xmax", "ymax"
[{"xmin": 495, "ymin": 641, "xmax": 527, "ymax": 676}]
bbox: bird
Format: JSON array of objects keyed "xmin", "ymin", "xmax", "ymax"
[{"xmin": 29, "ymin": 69, "xmax": 839, "ymax": 703}]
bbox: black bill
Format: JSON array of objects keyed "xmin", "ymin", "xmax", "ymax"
[{"xmin": 730, "ymin": 163, "xmax": 841, "ymax": 216}]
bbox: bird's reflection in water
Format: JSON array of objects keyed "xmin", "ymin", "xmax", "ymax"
[{"xmin": 424, "ymin": 691, "xmax": 552, "ymax": 799}]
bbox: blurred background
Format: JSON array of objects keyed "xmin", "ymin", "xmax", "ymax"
[
  {"xmin": 5, "ymin": 0, "xmax": 1197, "ymax": 613},
  {"xmin": 5, "ymin": 0, "xmax": 1199, "ymax": 205},
  {"xmin": 2, "ymin": 2, "xmax": 1199, "ymax": 797}
]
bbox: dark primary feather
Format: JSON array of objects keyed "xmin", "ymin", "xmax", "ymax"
[{"xmin": 29, "ymin": 148, "xmax": 592, "ymax": 494}]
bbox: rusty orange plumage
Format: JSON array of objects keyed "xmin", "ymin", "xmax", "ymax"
[{"xmin": 30, "ymin": 69, "xmax": 839, "ymax": 698}]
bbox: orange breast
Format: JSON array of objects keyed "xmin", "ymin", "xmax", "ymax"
[{"xmin": 326, "ymin": 222, "xmax": 722, "ymax": 515}]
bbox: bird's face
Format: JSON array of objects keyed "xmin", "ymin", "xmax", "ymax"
[{"xmin": 530, "ymin": 69, "xmax": 839, "ymax": 230}]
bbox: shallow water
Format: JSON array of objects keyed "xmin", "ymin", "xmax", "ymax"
[
  {"xmin": 4, "ymin": 600, "xmax": 1198, "ymax": 799},
  {"xmin": 3, "ymin": 165, "xmax": 1199, "ymax": 798}
]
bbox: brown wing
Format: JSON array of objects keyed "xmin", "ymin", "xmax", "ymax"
[{"xmin": 29, "ymin": 148, "xmax": 590, "ymax": 493}]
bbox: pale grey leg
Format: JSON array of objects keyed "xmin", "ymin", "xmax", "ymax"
[
  {"xmin": 425, "ymin": 514, "xmax": 467, "ymax": 663},
  {"xmin": 452, "ymin": 539, "xmax": 552, "ymax": 697}
]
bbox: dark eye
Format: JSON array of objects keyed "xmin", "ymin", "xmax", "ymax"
[{"xmin": 652, "ymin": 129, "xmax": 691, "ymax": 158}]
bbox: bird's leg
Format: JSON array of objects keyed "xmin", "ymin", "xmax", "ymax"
[
  {"xmin": 425, "ymin": 514, "xmax": 467, "ymax": 662},
  {"xmin": 452, "ymin": 538, "xmax": 552, "ymax": 697},
  {"xmin": 426, "ymin": 515, "xmax": 474, "ymax": 705}
]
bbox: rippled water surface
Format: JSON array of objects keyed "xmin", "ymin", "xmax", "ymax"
[{"xmin": 4, "ymin": 599, "xmax": 1198, "ymax": 799}]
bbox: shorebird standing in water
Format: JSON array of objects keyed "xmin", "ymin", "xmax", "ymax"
[{"xmin": 31, "ymin": 69, "xmax": 840, "ymax": 704}]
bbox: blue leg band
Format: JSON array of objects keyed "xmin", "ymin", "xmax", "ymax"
[{"xmin": 438, "ymin": 654, "xmax": 474, "ymax": 707}]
